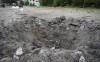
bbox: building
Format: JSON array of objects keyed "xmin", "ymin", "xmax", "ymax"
[
  {"xmin": 28, "ymin": 0, "xmax": 39, "ymax": 5},
  {"xmin": 21, "ymin": 0, "xmax": 39, "ymax": 6}
]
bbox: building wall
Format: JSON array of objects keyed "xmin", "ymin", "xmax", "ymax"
[{"xmin": 28, "ymin": 0, "xmax": 39, "ymax": 5}]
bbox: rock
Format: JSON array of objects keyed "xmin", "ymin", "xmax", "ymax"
[
  {"xmin": 13, "ymin": 47, "xmax": 24, "ymax": 59},
  {"xmin": 13, "ymin": 55, "xmax": 19, "ymax": 59},
  {"xmin": 60, "ymin": 16, "xmax": 66, "ymax": 20},
  {"xmin": 80, "ymin": 25, "xmax": 85, "ymax": 30},
  {"xmin": 17, "ymin": 48, "xmax": 83, "ymax": 62},
  {"xmin": 15, "ymin": 47, "xmax": 24, "ymax": 56},
  {"xmin": 79, "ymin": 56, "xmax": 85, "ymax": 62},
  {"xmin": 51, "ymin": 47, "xmax": 55, "ymax": 50}
]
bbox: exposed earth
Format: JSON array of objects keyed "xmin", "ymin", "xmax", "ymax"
[{"xmin": 0, "ymin": 6, "xmax": 100, "ymax": 62}]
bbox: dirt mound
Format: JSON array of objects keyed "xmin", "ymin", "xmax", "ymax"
[
  {"xmin": 0, "ymin": 16, "xmax": 100, "ymax": 62},
  {"xmin": 0, "ymin": 48, "xmax": 83, "ymax": 62}
]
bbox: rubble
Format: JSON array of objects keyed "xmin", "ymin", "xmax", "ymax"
[
  {"xmin": 0, "ymin": 15, "xmax": 100, "ymax": 62},
  {"xmin": 14, "ymin": 47, "xmax": 24, "ymax": 59},
  {"xmin": 15, "ymin": 47, "xmax": 24, "ymax": 56},
  {"xmin": 79, "ymin": 56, "xmax": 85, "ymax": 62}
]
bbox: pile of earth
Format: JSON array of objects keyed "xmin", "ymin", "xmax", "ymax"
[{"xmin": 0, "ymin": 15, "xmax": 100, "ymax": 62}]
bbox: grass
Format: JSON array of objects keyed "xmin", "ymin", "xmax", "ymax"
[{"xmin": 25, "ymin": 5, "xmax": 100, "ymax": 11}]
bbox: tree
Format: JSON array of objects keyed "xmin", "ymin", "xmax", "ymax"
[
  {"xmin": 47, "ymin": 0, "xmax": 53, "ymax": 6},
  {"xmin": 65, "ymin": 0, "xmax": 72, "ymax": 5},
  {"xmin": 39, "ymin": 0, "xmax": 47, "ymax": 6},
  {"xmin": 39, "ymin": 0, "xmax": 100, "ymax": 8},
  {"xmin": 71, "ymin": 0, "xmax": 83, "ymax": 6},
  {"xmin": 1, "ymin": 0, "xmax": 18, "ymax": 3},
  {"xmin": 53, "ymin": 0, "xmax": 60, "ymax": 7}
]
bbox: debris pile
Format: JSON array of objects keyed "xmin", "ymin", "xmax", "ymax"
[{"xmin": 0, "ymin": 15, "xmax": 100, "ymax": 62}]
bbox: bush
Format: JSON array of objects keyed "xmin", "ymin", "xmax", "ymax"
[
  {"xmin": 39, "ymin": 0, "xmax": 100, "ymax": 8},
  {"xmin": 53, "ymin": 0, "xmax": 60, "ymax": 7},
  {"xmin": 24, "ymin": 1, "xmax": 29, "ymax": 5},
  {"xmin": 71, "ymin": 0, "xmax": 83, "ymax": 6}
]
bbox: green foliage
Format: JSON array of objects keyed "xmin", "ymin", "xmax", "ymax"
[
  {"xmin": 39, "ymin": 0, "xmax": 46, "ymax": 6},
  {"xmin": 53, "ymin": 0, "xmax": 60, "ymax": 7},
  {"xmin": 24, "ymin": 1, "xmax": 29, "ymax": 5},
  {"xmin": 1, "ymin": 0, "xmax": 100, "ymax": 8},
  {"xmin": 39, "ymin": 0, "xmax": 100, "ymax": 8},
  {"xmin": 71, "ymin": 0, "xmax": 83, "ymax": 6},
  {"xmin": 1, "ymin": 0, "xmax": 18, "ymax": 3},
  {"xmin": 47, "ymin": 0, "xmax": 53, "ymax": 6}
]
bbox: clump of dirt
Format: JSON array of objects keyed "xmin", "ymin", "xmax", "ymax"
[{"xmin": 0, "ymin": 15, "xmax": 100, "ymax": 62}]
